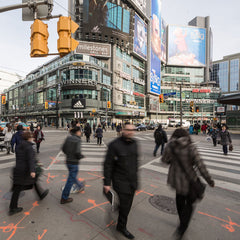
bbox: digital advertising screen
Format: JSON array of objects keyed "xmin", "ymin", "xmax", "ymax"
[
  {"xmin": 83, "ymin": 0, "xmax": 131, "ymax": 43},
  {"xmin": 133, "ymin": 14, "xmax": 147, "ymax": 60},
  {"xmin": 160, "ymin": 18, "xmax": 167, "ymax": 63},
  {"xmin": 168, "ymin": 25, "xmax": 206, "ymax": 67},
  {"xmin": 150, "ymin": 0, "xmax": 162, "ymax": 95}
]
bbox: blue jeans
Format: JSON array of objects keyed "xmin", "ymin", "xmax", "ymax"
[
  {"xmin": 154, "ymin": 143, "xmax": 165, "ymax": 155},
  {"xmin": 223, "ymin": 145, "xmax": 228, "ymax": 154},
  {"xmin": 62, "ymin": 164, "xmax": 84, "ymax": 200}
]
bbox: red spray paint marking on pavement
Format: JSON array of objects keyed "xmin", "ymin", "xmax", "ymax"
[
  {"xmin": 226, "ymin": 208, "xmax": 240, "ymax": 215},
  {"xmin": 38, "ymin": 229, "xmax": 47, "ymax": 240},
  {"xmin": 138, "ymin": 228, "xmax": 154, "ymax": 237},
  {"xmin": 78, "ymin": 199, "xmax": 109, "ymax": 215},
  {"xmin": 150, "ymin": 184, "xmax": 158, "ymax": 188},
  {"xmin": 87, "ymin": 172, "xmax": 104, "ymax": 179},
  {"xmin": 99, "ymin": 232, "xmax": 112, "ymax": 240},
  {"xmin": 135, "ymin": 190, "xmax": 154, "ymax": 196},
  {"xmin": 46, "ymin": 173, "xmax": 58, "ymax": 184},
  {"xmin": 0, "ymin": 201, "xmax": 39, "ymax": 240},
  {"xmin": 106, "ymin": 220, "xmax": 117, "ymax": 228},
  {"xmin": 198, "ymin": 211, "xmax": 240, "ymax": 233}
]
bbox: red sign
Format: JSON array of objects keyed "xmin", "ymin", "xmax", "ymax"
[
  {"xmin": 192, "ymin": 89, "xmax": 199, "ymax": 93},
  {"xmin": 133, "ymin": 92, "xmax": 145, "ymax": 97},
  {"xmin": 192, "ymin": 89, "xmax": 211, "ymax": 93}
]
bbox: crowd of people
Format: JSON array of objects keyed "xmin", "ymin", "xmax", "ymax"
[{"xmin": 1, "ymin": 119, "xmax": 234, "ymax": 240}]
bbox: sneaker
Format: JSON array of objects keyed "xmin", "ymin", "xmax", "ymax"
[
  {"xmin": 60, "ymin": 198, "xmax": 73, "ymax": 204},
  {"xmin": 40, "ymin": 189, "xmax": 49, "ymax": 200},
  {"xmin": 9, "ymin": 207, "xmax": 23, "ymax": 216}
]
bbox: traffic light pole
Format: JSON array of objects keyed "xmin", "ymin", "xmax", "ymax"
[{"xmin": 180, "ymin": 84, "xmax": 183, "ymax": 127}]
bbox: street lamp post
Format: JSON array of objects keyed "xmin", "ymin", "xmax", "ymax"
[
  {"xmin": 56, "ymin": 83, "xmax": 61, "ymax": 129},
  {"xmin": 180, "ymin": 84, "xmax": 183, "ymax": 126}
]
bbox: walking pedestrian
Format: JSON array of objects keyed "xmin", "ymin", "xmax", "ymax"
[
  {"xmin": 93, "ymin": 123, "xmax": 96, "ymax": 133},
  {"xmin": 84, "ymin": 123, "xmax": 92, "ymax": 143},
  {"xmin": 162, "ymin": 128, "xmax": 214, "ymax": 239},
  {"xmin": 30, "ymin": 122, "xmax": 34, "ymax": 133},
  {"xmin": 153, "ymin": 124, "xmax": 168, "ymax": 156},
  {"xmin": 96, "ymin": 124, "xmax": 103, "ymax": 145},
  {"xmin": 210, "ymin": 125, "xmax": 218, "ymax": 147},
  {"xmin": 116, "ymin": 123, "xmax": 122, "ymax": 137},
  {"xmin": 60, "ymin": 126, "xmax": 85, "ymax": 204},
  {"xmin": 34, "ymin": 126, "xmax": 44, "ymax": 153},
  {"xmin": 104, "ymin": 123, "xmax": 138, "ymax": 239},
  {"xmin": 9, "ymin": 131, "xmax": 49, "ymax": 216},
  {"xmin": 219, "ymin": 124, "xmax": 232, "ymax": 155},
  {"xmin": 11, "ymin": 125, "xmax": 23, "ymax": 153},
  {"xmin": 201, "ymin": 123, "xmax": 207, "ymax": 135},
  {"xmin": 3, "ymin": 123, "xmax": 13, "ymax": 154}
]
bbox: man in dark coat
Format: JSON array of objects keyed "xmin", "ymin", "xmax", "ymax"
[
  {"xmin": 153, "ymin": 124, "xmax": 168, "ymax": 156},
  {"xmin": 104, "ymin": 123, "xmax": 138, "ymax": 239},
  {"xmin": 84, "ymin": 123, "xmax": 92, "ymax": 143},
  {"xmin": 34, "ymin": 125, "xmax": 44, "ymax": 153},
  {"xmin": 11, "ymin": 125, "xmax": 23, "ymax": 153},
  {"xmin": 219, "ymin": 124, "xmax": 232, "ymax": 155}
]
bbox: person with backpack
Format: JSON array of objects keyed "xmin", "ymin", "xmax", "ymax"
[
  {"xmin": 162, "ymin": 128, "xmax": 214, "ymax": 239},
  {"xmin": 11, "ymin": 125, "xmax": 23, "ymax": 154},
  {"xmin": 153, "ymin": 124, "xmax": 168, "ymax": 157},
  {"xmin": 3, "ymin": 123, "xmax": 13, "ymax": 154},
  {"xmin": 61, "ymin": 126, "xmax": 85, "ymax": 204}
]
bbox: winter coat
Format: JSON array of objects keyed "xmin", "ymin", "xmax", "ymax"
[
  {"xmin": 96, "ymin": 127, "xmax": 103, "ymax": 138},
  {"xmin": 84, "ymin": 125, "xmax": 92, "ymax": 137},
  {"xmin": 162, "ymin": 136, "xmax": 213, "ymax": 196},
  {"xmin": 11, "ymin": 130, "xmax": 23, "ymax": 153},
  {"xmin": 154, "ymin": 129, "xmax": 168, "ymax": 145},
  {"xmin": 34, "ymin": 130, "xmax": 44, "ymax": 144},
  {"xmin": 30, "ymin": 124, "xmax": 34, "ymax": 132},
  {"xmin": 211, "ymin": 129, "xmax": 218, "ymax": 139},
  {"xmin": 219, "ymin": 130, "xmax": 232, "ymax": 146},
  {"xmin": 62, "ymin": 134, "xmax": 83, "ymax": 165},
  {"xmin": 104, "ymin": 136, "xmax": 139, "ymax": 194},
  {"xmin": 13, "ymin": 140, "xmax": 36, "ymax": 186},
  {"xmin": 3, "ymin": 127, "xmax": 13, "ymax": 142}
]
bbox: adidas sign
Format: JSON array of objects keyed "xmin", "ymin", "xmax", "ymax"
[{"xmin": 73, "ymin": 100, "xmax": 84, "ymax": 109}]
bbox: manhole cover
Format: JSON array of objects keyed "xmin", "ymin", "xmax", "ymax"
[
  {"xmin": 3, "ymin": 191, "xmax": 25, "ymax": 200},
  {"xmin": 149, "ymin": 195, "xmax": 177, "ymax": 215}
]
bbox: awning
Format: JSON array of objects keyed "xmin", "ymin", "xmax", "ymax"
[{"xmin": 218, "ymin": 93, "xmax": 240, "ymax": 106}]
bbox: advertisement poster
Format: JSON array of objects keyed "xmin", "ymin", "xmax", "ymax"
[
  {"xmin": 83, "ymin": 0, "xmax": 130, "ymax": 42},
  {"xmin": 133, "ymin": 14, "xmax": 147, "ymax": 60},
  {"xmin": 160, "ymin": 18, "xmax": 167, "ymax": 63},
  {"xmin": 150, "ymin": 0, "xmax": 162, "ymax": 94},
  {"xmin": 168, "ymin": 26, "xmax": 206, "ymax": 67}
]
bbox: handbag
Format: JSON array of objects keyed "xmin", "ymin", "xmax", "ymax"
[{"xmin": 229, "ymin": 144, "xmax": 233, "ymax": 151}]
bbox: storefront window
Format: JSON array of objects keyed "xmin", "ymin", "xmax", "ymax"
[
  {"xmin": 134, "ymin": 96, "xmax": 144, "ymax": 107},
  {"xmin": 37, "ymin": 92, "xmax": 44, "ymax": 104},
  {"xmin": 134, "ymin": 83, "xmax": 145, "ymax": 94},
  {"xmin": 47, "ymin": 88, "xmax": 56, "ymax": 101},
  {"xmin": 122, "ymin": 79, "xmax": 131, "ymax": 90},
  {"xmin": 62, "ymin": 89, "xmax": 98, "ymax": 100}
]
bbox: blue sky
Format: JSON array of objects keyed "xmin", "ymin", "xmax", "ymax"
[{"xmin": 0, "ymin": 0, "xmax": 239, "ymax": 76}]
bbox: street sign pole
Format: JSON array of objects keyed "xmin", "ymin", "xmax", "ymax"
[{"xmin": 180, "ymin": 85, "xmax": 183, "ymax": 127}]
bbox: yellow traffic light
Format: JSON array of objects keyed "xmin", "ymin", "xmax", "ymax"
[
  {"xmin": 45, "ymin": 101, "xmax": 48, "ymax": 109},
  {"xmin": 107, "ymin": 101, "xmax": 111, "ymax": 109},
  {"xmin": 1, "ymin": 95, "xmax": 6, "ymax": 105},
  {"xmin": 30, "ymin": 19, "xmax": 49, "ymax": 57},
  {"xmin": 57, "ymin": 16, "xmax": 79, "ymax": 57},
  {"xmin": 159, "ymin": 94, "xmax": 164, "ymax": 103}
]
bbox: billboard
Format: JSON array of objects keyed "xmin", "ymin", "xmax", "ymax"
[
  {"xmin": 160, "ymin": 18, "xmax": 167, "ymax": 63},
  {"xmin": 131, "ymin": 0, "xmax": 147, "ymax": 16},
  {"xmin": 83, "ymin": 0, "xmax": 131, "ymax": 43},
  {"xmin": 168, "ymin": 26, "xmax": 206, "ymax": 67},
  {"xmin": 150, "ymin": 0, "xmax": 162, "ymax": 95},
  {"xmin": 133, "ymin": 14, "xmax": 147, "ymax": 60},
  {"xmin": 75, "ymin": 41, "xmax": 111, "ymax": 58}
]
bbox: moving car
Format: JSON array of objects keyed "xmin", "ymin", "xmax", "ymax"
[
  {"xmin": 161, "ymin": 123, "xmax": 168, "ymax": 129},
  {"xmin": 135, "ymin": 124, "xmax": 147, "ymax": 131},
  {"xmin": 147, "ymin": 124, "xmax": 156, "ymax": 130},
  {"xmin": 175, "ymin": 121, "xmax": 191, "ymax": 128}
]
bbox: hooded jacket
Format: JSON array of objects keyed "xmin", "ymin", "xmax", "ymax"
[
  {"xmin": 162, "ymin": 136, "xmax": 213, "ymax": 195},
  {"xmin": 62, "ymin": 134, "xmax": 83, "ymax": 165}
]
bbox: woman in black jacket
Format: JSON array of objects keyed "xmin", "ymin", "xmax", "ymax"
[{"xmin": 9, "ymin": 131, "xmax": 49, "ymax": 216}]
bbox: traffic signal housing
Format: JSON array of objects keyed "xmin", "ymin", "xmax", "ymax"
[
  {"xmin": 1, "ymin": 95, "xmax": 6, "ymax": 105},
  {"xmin": 57, "ymin": 16, "xmax": 79, "ymax": 57},
  {"xmin": 159, "ymin": 94, "xmax": 164, "ymax": 103},
  {"xmin": 190, "ymin": 106, "xmax": 194, "ymax": 112},
  {"xmin": 30, "ymin": 19, "xmax": 49, "ymax": 57},
  {"xmin": 107, "ymin": 101, "xmax": 111, "ymax": 109},
  {"xmin": 196, "ymin": 106, "xmax": 199, "ymax": 112}
]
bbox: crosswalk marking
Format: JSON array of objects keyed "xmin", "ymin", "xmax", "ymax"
[{"xmin": 140, "ymin": 144, "xmax": 240, "ymax": 193}]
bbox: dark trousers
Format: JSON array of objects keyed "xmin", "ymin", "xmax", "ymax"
[
  {"xmin": 10, "ymin": 183, "xmax": 42, "ymax": 209},
  {"xmin": 212, "ymin": 138, "xmax": 217, "ymax": 146},
  {"xmin": 97, "ymin": 137, "xmax": 102, "ymax": 145},
  {"xmin": 36, "ymin": 142, "xmax": 40, "ymax": 153},
  {"xmin": 223, "ymin": 145, "xmax": 228, "ymax": 154},
  {"xmin": 86, "ymin": 136, "xmax": 90, "ymax": 142},
  {"xmin": 117, "ymin": 192, "xmax": 135, "ymax": 230},
  {"xmin": 176, "ymin": 193, "xmax": 194, "ymax": 235},
  {"xmin": 153, "ymin": 143, "xmax": 165, "ymax": 155}
]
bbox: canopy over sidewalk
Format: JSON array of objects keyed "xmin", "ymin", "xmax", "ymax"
[{"xmin": 218, "ymin": 93, "xmax": 240, "ymax": 106}]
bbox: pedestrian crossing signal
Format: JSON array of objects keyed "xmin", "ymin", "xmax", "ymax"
[{"xmin": 159, "ymin": 94, "xmax": 164, "ymax": 103}]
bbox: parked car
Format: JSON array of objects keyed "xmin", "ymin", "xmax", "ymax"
[
  {"xmin": 175, "ymin": 121, "xmax": 191, "ymax": 128},
  {"xmin": 147, "ymin": 124, "xmax": 156, "ymax": 130},
  {"xmin": 135, "ymin": 124, "xmax": 147, "ymax": 131},
  {"xmin": 161, "ymin": 123, "xmax": 168, "ymax": 129},
  {"xmin": 14, "ymin": 122, "xmax": 30, "ymax": 130}
]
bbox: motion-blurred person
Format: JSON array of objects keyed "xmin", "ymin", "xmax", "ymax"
[
  {"xmin": 93, "ymin": 123, "xmax": 96, "ymax": 133},
  {"xmin": 104, "ymin": 123, "xmax": 138, "ymax": 239},
  {"xmin": 96, "ymin": 124, "xmax": 103, "ymax": 145},
  {"xmin": 3, "ymin": 123, "xmax": 13, "ymax": 154},
  {"xmin": 30, "ymin": 122, "xmax": 34, "ymax": 133},
  {"xmin": 219, "ymin": 124, "xmax": 232, "ymax": 155},
  {"xmin": 34, "ymin": 126, "xmax": 44, "ymax": 153},
  {"xmin": 11, "ymin": 124, "xmax": 23, "ymax": 153},
  {"xmin": 162, "ymin": 128, "xmax": 214, "ymax": 239},
  {"xmin": 60, "ymin": 126, "xmax": 85, "ymax": 204},
  {"xmin": 84, "ymin": 123, "xmax": 92, "ymax": 143},
  {"xmin": 153, "ymin": 124, "xmax": 168, "ymax": 157},
  {"xmin": 201, "ymin": 123, "xmax": 207, "ymax": 135},
  {"xmin": 210, "ymin": 125, "xmax": 218, "ymax": 147},
  {"xmin": 9, "ymin": 131, "xmax": 49, "ymax": 216},
  {"xmin": 116, "ymin": 123, "xmax": 122, "ymax": 137}
]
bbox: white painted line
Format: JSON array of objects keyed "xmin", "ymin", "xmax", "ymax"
[
  {"xmin": 214, "ymin": 179, "xmax": 240, "ymax": 193},
  {"xmin": 0, "ymin": 155, "xmax": 15, "ymax": 161},
  {"xmin": 0, "ymin": 162, "xmax": 15, "ymax": 169},
  {"xmin": 202, "ymin": 156, "xmax": 240, "ymax": 165},
  {"xmin": 205, "ymin": 160, "xmax": 240, "ymax": 171},
  {"xmin": 81, "ymin": 158, "xmax": 104, "ymax": 163},
  {"xmin": 198, "ymin": 148, "xmax": 240, "ymax": 155},
  {"xmin": 46, "ymin": 150, "xmax": 62, "ymax": 170},
  {"xmin": 81, "ymin": 152, "xmax": 105, "ymax": 156},
  {"xmin": 49, "ymin": 164, "xmax": 102, "ymax": 172},
  {"xmin": 199, "ymin": 152, "xmax": 240, "ymax": 160},
  {"xmin": 82, "ymin": 148, "xmax": 106, "ymax": 151}
]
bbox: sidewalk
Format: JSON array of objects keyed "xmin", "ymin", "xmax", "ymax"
[{"xmin": 0, "ymin": 166, "xmax": 239, "ymax": 240}]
